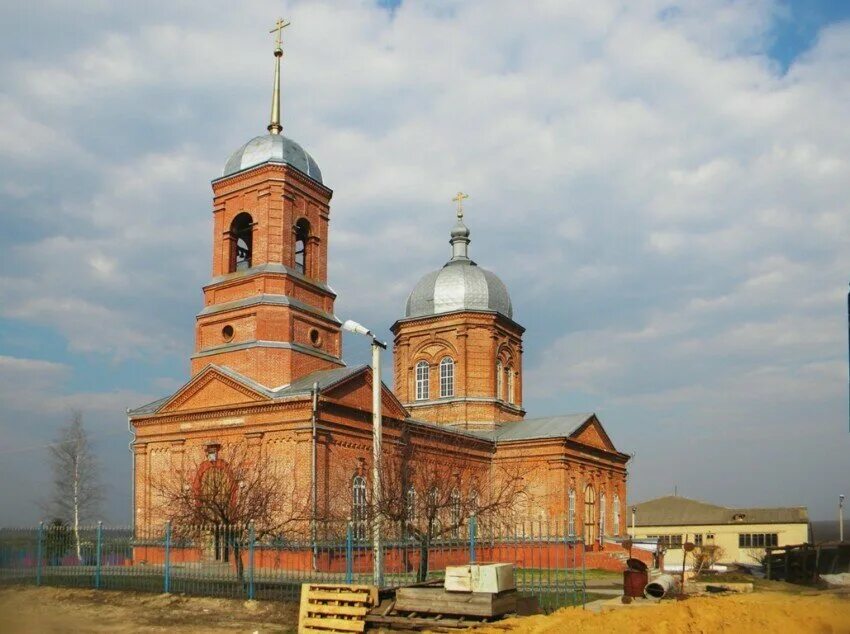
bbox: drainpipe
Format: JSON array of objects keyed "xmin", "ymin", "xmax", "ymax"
[
  {"xmin": 127, "ymin": 409, "xmax": 135, "ymax": 532},
  {"xmin": 311, "ymin": 382, "xmax": 320, "ymax": 570}
]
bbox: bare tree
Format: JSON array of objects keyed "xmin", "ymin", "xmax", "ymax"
[
  {"xmin": 377, "ymin": 423, "xmax": 533, "ymax": 581},
  {"xmin": 152, "ymin": 441, "xmax": 312, "ymax": 582},
  {"xmin": 45, "ymin": 411, "xmax": 103, "ymax": 563}
]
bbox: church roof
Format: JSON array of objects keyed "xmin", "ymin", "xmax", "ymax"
[
  {"xmin": 633, "ymin": 495, "xmax": 809, "ymax": 527},
  {"xmin": 405, "ymin": 260, "xmax": 513, "ymax": 320},
  {"xmin": 128, "ymin": 364, "xmax": 366, "ymax": 416},
  {"xmin": 484, "ymin": 414, "xmax": 594, "ymax": 441},
  {"xmin": 222, "ymin": 134, "xmax": 323, "ymax": 182}
]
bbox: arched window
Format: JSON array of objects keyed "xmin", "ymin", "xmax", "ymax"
[
  {"xmin": 450, "ymin": 488, "xmax": 462, "ymax": 538},
  {"xmin": 584, "ymin": 485, "xmax": 596, "ymax": 545},
  {"xmin": 568, "ymin": 489, "xmax": 576, "ymax": 537},
  {"xmin": 613, "ymin": 495, "xmax": 621, "ymax": 536},
  {"xmin": 415, "ymin": 361, "xmax": 430, "ymax": 400},
  {"xmin": 599, "ymin": 492, "xmax": 607, "ymax": 543},
  {"xmin": 439, "ymin": 357, "xmax": 454, "ymax": 398},
  {"xmin": 352, "ymin": 475, "xmax": 367, "ymax": 540},
  {"xmin": 229, "ymin": 212, "xmax": 253, "ymax": 272},
  {"xmin": 406, "ymin": 486, "xmax": 417, "ymax": 524},
  {"xmin": 293, "ymin": 218, "xmax": 310, "ymax": 275},
  {"xmin": 496, "ymin": 361, "xmax": 503, "ymax": 400},
  {"xmin": 507, "ymin": 367, "xmax": 514, "ymax": 404}
]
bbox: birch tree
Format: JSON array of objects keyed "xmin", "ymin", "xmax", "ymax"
[{"xmin": 47, "ymin": 411, "xmax": 103, "ymax": 563}]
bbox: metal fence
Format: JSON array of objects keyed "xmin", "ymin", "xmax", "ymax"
[{"xmin": 0, "ymin": 518, "xmax": 587, "ymax": 612}]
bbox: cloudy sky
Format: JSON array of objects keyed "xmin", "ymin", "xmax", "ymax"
[{"xmin": 0, "ymin": 0, "xmax": 848, "ymax": 525}]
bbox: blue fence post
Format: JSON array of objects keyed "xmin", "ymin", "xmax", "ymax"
[
  {"xmin": 248, "ymin": 522, "xmax": 255, "ymax": 600},
  {"xmin": 35, "ymin": 521, "xmax": 44, "ymax": 586},
  {"xmin": 469, "ymin": 515, "xmax": 477, "ymax": 563},
  {"xmin": 345, "ymin": 522, "xmax": 353, "ymax": 584},
  {"xmin": 164, "ymin": 521, "xmax": 172, "ymax": 594},
  {"xmin": 95, "ymin": 521, "xmax": 103, "ymax": 589}
]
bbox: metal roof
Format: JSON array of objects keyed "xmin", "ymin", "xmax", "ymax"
[
  {"xmin": 128, "ymin": 364, "xmax": 366, "ymax": 416},
  {"xmin": 405, "ymin": 259, "xmax": 513, "ymax": 320},
  {"xmin": 633, "ymin": 495, "xmax": 809, "ymax": 527},
  {"xmin": 474, "ymin": 414, "xmax": 595, "ymax": 442},
  {"xmin": 222, "ymin": 134, "xmax": 322, "ymax": 182}
]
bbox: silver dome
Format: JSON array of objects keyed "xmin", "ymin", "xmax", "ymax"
[
  {"xmin": 405, "ymin": 259, "xmax": 513, "ymax": 319},
  {"xmin": 223, "ymin": 134, "xmax": 322, "ymax": 182}
]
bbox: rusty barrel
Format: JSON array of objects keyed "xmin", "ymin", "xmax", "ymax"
[{"xmin": 623, "ymin": 558, "xmax": 648, "ymax": 598}]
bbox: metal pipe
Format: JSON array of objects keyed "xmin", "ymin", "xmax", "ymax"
[
  {"xmin": 372, "ymin": 339, "xmax": 383, "ymax": 587},
  {"xmin": 644, "ymin": 574, "xmax": 676, "ymax": 599},
  {"xmin": 311, "ymin": 381, "xmax": 319, "ymax": 570}
]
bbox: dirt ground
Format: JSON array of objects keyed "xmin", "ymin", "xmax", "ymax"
[
  {"xmin": 476, "ymin": 589, "xmax": 850, "ymax": 634},
  {"xmin": 2, "ymin": 582, "xmax": 850, "ymax": 633},
  {"xmin": 0, "ymin": 585, "xmax": 298, "ymax": 633}
]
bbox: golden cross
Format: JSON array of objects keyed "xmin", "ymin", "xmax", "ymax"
[
  {"xmin": 452, "ymin": 191, "xmax": 469, "ymax": 219},
  {"xmin": 270, "ymin": 17, "xmax": 290, "ymax": 49}
]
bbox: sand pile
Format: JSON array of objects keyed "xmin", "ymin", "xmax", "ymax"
[{"xmin": 476, "ymin": 592, "xmax": 850, "ymax": 633}]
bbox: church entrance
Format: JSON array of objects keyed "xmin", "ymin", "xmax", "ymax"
[{"xmin": 583, "ymin": 485, "xmax": 596, "ymax": 546}]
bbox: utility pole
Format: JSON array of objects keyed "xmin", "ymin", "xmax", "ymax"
[{"xmin": 342, "ymin": 319, "xmax": 387, "ymax": 587}]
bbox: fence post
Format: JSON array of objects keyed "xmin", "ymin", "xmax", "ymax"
[
  {"xmin": 164, "ymin": 521, "xmax": 172, "ymax": 594},
  {"xmin": 248, "ymin": 522, "xmax": 255, "ymax": 600},
  {"xmin": 345, "ymin": 522, "xmax": 353, "ymax": 584},
  {"xmin": 95, "ymin": 521, "xmax": 103, "ymax": 589},
  {"xmin": 35, "ymin": 521, "xmax": 44, "ymax": 586},
  {"xmin": 468, "ymin": 515, "xmax": 477, "ymax": 563}
]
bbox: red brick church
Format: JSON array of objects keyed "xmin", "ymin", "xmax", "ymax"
[{"xmin": 129, "ymin": 30, "xmax": 630, "ymax": 549}]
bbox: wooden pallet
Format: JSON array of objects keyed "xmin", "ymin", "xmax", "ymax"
[{"xmin": 298, "ymin": 583, "xmax": 378, "ymax": 634}]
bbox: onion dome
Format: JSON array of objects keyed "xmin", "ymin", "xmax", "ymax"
[{"xmin": 405, "ymin": 196, "xmax": 513, "ymax": 320}]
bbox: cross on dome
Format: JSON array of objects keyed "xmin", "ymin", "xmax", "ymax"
[
  {"xmin": 452, "ymin": 191, "xmax": 469, "ymax": 220},
  {"xmin": 270, "ymin": 17, "xmax": 290, "ymax": 49}
]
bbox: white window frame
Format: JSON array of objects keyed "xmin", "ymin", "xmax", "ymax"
[
  {"xmin": 352, "ymin": 475, "xmax": 367, "ymax": 540},
  {"xmin": 599, "ymin": 492, "xmax": 607, "ymax": 543},
  {"xmin": 507, "ymin": 367, "xmax": 514, "ymax": 404},
  {"xmin": 415, "ymin": 361, "xmax": 430, "ymax": 400},
  {"xmin": 568, "ymin": 489, "xmax": 576, "ymax": 537},
  {"xmin": 450, "ymin": 488, "xmax": 462, "ymax": 538},
  {"xmin": 439, "ymin": 357, "xmax": 454, "ymax": 398},
  {"xmin": 406, "ymin": 486, "xmax": 417, "ymax": 524},
  {"xmin": 496, "ymin": 361, "xmax": 503, "ymax": 400},
  {"xmin": 613, "ymin": 495, "xmax": 620, "ymax": 536}
]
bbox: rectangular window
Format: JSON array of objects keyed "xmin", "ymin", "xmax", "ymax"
[
  {"xmin": 694, "ymin": 534, "xmax": 703, "ymax": 547},
  {"xmin": 657, "ymin": 534, "xmax": 683, "ymax": 549},
  {"xmin": 739, "ymin": 533, "xmax": 778, "ymax": 549}
]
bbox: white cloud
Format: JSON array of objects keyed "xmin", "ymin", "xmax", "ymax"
[{"xmin": 0, "ymin": 0, "xmax": 848, "ymax": 518}]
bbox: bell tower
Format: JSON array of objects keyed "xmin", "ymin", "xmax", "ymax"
[{"xmin": 191, "ymin": 20, "xmax": 343, "ymax": 387}]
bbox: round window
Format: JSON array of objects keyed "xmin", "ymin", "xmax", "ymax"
[
  {"xmin": 222, "ymin": 325, "xmax": 235, "ymax": 342},
  {"xmin": 309, "ymin": 328, "xmax": 322, "ymax": 347}
]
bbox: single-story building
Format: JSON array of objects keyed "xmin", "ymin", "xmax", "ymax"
[{"xmin": 629, "ymin": 495, "xmax": 809, "ymax": 568}]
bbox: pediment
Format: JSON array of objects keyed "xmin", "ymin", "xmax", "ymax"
[
  {"xmin": 322, "ymin": 368, "xmax": 409, "ymax": 420},
  {"xmin": 570, "ymin": 415, "xmax": 618, "ymax": 452},
  {"xmin": 159, "ymin": 367, "xmax": 271, "ymax": 413}
]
